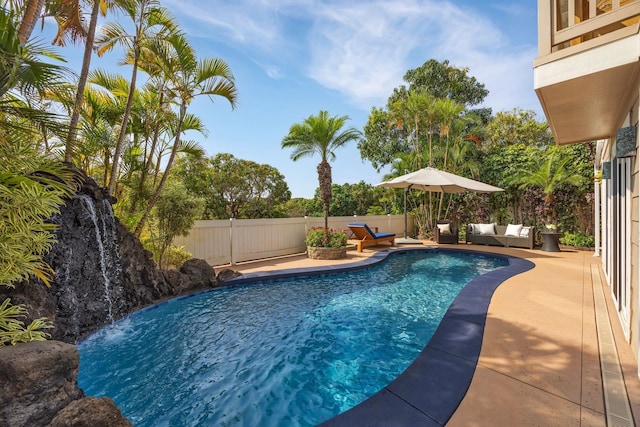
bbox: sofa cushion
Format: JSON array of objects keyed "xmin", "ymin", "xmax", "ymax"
[
  {"xmin": 477, "ymin": 223, "xmax": 496, "ymax": 235},
  {"xmin": 504, "ymin": 223, "xmax": 523, "ymax": 237},
  {"xmin": 520, "ymin": 226, "xmax": 531, "ymax": 238}
]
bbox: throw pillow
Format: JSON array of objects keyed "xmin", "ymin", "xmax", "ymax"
[
  {"xmin": 504, "ymin": 223, "xmax": 523, "ymax": 237},
  {"xmin": 437, "ymin": 223, "xmax": 451, "ymax": 235},
  {"xmin": 477, "ymin": 223, "xmax": 496, "ymax": 235},
  {"xmin": 520, "ymin": 226, "xmax": 530, "ymax": 238}
]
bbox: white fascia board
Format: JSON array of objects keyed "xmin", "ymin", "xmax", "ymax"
[{"xmin": 534, "ymin": 35, "xmax": 640, "ymax": 88}]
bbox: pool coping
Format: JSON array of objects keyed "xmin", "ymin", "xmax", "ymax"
[{"xmin": 222, "ymin": 246, "xmax": 535, "ymax": 426}]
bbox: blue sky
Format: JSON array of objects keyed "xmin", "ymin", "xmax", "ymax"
[{"xmin": 42, "ymin": 0, "xmax": 541, "ymax": 199}]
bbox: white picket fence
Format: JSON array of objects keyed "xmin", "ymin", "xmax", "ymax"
[{"xmin": 173, "ymin": 215, "xmax": 414, "ymax": 266}]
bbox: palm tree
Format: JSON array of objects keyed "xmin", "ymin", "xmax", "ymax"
[
  {"xmin": 6, "ymin": 0, "xmax": 119, "ymax": 162},
  {"xmin": 281, "ymin": 110, "xmax": 362, "ymax": 232},
  {"xmin": 94, "ymin": 0, "xmax": 178, "ymax": 194},
  {"xmin": 85, "ymin": 69, "xmax": 133, "ymax": 185},
  {"xmin": 133, "ymin": 33, "xmax": 237, "ymax": 236},
  {"xmin": 58, "ymin": 0, "xmax": 119, "ymax": 164},
  {"xmin": 435, "ymin": 97, "xmax": 465, "ymax": 169},
  {"xmin": 15, "ymin": 0, "xmax": 46, "ymax": 44},
  {"xmin": 388, "ymin": 90, "xmax": 436, "ymax": 169},
  {"xmin": 508, "ymin": 149, "xmax": 585, "ymax": 226}
]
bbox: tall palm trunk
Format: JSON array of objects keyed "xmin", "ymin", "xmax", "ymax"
[
  {"xmin": 138, "ymin": 92, "xmax": 166, "ymax": 193},
  {"xmin": 134, "ymin": 103, "xmax": 186, "ymax": 237},
  {"xmin": 318, "ymin": 160, "xmax": 332, "ymax": 231},
  {"xmin": 17, "ymin": 0, "xmax": 45, "ymax": 45},
  {"xmin": 65, "ymin": 0, "xmax": 101, "ymax": 163},
  {"xmin": 108, "ymin": 51, "xmax": 140, "ymax": 194}
]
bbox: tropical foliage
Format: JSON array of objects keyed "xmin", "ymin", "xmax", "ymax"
[
  {"xmin": 360, "ymin": 59, "xmax": 492, "ymax": 234},
  {"xmin": 305, "ymin": 227, "xmax": 347, "ymax": 248},
  {"xmin": 1, "ymin": 3, "xmax": 78, "ymax": 344},
  {"xmin": 149, "ymin": 182, "xmax": 203, "ymax": 268},
  {"xmin": 175, "ymin": 153, "xmax": 291, "ymax": 219},
  {"xmin": 507, "ymin": 148, "xmax": 586, "ymax": 226},
  {"xmin": 361, "ymin": 59, "xmax": 594, "ymax": 238},
  {"xmin": 0, "ymin": 299, "xmax": 53, "ymax": 347},
  {"xmin": 1, "ymin": 0, "xmax": 598, "ymax": 349},
  {"xmin": 560, "ymin": 231, "xmax": 595, "ymax": 249}
]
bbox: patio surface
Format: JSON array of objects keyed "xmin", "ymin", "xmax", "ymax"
[{"xmin": 225, "ymin": 242, "xmax": 640, "ymax": 426}]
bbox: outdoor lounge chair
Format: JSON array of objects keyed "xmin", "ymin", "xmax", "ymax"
[
  {"xmin": 435, "ymin": 220, "xmax": 459, "ymax": 244},
  {"xmin": 348, "ymin": 223, "xmax": 396, "ymax": 252}
]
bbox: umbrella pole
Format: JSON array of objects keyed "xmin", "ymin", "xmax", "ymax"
[{"xmin": 403, "ymin": 186, "xmax": 408, "ymax": 238}]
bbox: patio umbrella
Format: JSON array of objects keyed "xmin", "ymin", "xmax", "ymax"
[{"xmin": 377, "ymin": 167, "xmax": 504, "ymax": 243}]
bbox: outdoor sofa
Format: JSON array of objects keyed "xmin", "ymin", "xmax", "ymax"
[{"xmin": 465, "ymin": 223, "xmax": 535, "ymax": 249}]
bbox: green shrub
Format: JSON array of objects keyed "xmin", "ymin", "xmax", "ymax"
[
  {"xmin": 0, "ymin": 298, "xmax": 53, "ymax": 347},
  {"xmin": 305, "ymin": 227, "xmax": 347, "ymax": 248},
  {"xmin": 560, "ymin": 231, "xmax": 595, "ymax": 248},
  {"xmin": 163, "ymin": 245, "xmax": 193, "ymax": 269}
]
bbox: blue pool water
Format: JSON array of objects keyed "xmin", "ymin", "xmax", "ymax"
[{"xmin": 78, "ymin": 250, "xmax": 508, "ymax": 426}]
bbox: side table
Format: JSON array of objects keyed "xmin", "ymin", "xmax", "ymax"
[{"xmin": 541, "ymin": 232, "xmax": 561, "ymax": 252}]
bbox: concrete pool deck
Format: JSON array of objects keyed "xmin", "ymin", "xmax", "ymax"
[{"xmin": 225, "ymin": 242, "xmax": 640, "ymax": 426}]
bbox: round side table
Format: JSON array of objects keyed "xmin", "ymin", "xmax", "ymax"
[{"xmin": 541, "ymin": 232, "xmax": 561, "ymax": 252}]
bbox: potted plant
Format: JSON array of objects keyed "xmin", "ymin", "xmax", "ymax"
[{"xmin": 305, "ymin": 227, "xmax": 348, "ymax": 259}]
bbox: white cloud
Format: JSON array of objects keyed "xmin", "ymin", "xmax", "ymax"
[
  {"xmin": 163, "ymin": 0, "xmax": 540, "ymax": 114},
  {"xmin": 302, "ymin": 0, "xmax": 526, "ymax": 109},
  {"xmin": 163, "ymin": 0, "xmax": 286, "ymax": 50},
  {"xmin": 254, "ymin": 60, "xmax": 283, "ymax": 80},
  {"xmin": 306, "ymin": 1, "xmax": 442, "ymax": 108}
]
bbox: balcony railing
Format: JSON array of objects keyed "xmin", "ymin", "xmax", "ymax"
[{"xmin": 538, "ymin": 0, "xmax": 640, "ymax": 57}]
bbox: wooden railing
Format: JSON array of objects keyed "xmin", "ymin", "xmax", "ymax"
[
  {"xmin": 538, "ymin": 0, "xmax": 640, "ymax": 57},
  {"xmin": 173, "ymin": 215, "xmax": 413, "ymax": 266}
]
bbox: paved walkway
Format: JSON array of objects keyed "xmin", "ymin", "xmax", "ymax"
[{"xmin": 226, "ymin": 243, "xmax": 640, "ymax": 426}]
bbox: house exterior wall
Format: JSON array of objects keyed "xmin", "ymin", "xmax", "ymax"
[
  {"xmin": 536, "ymin": 0, "xmax": 640, "ymax": 376},
  {"xmin": 630, "ymin": 96, "xmax": 640, "ymax": 364},
  {"xmin": 596, "ymin": 94, "xmax": 639, "ymax": 366}
]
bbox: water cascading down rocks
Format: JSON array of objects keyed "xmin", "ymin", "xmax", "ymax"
[
  {"xmin": 0, "ymin": 172, "xmax": 224, "ymax": 427},
  {"xmin": 1, "ymin": 172, "xmax": 221, "ymax": 343}
]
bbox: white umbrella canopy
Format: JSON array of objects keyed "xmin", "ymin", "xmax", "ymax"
[
  {"xmin": 377, "ymin": 166, "xmax": 504, "ymax": 193},
  {"xmin": 377, "ymin": 167, "xmax": 503, "ymax": 243}
]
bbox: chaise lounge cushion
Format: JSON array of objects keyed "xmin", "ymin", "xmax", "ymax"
[
  {"xmin": 348, "ymin": 223, "xmax": 395, "ymax": 239},
  {"xmin": 347, "ymin": 223, "xmax": 396, "ymax": 252}
]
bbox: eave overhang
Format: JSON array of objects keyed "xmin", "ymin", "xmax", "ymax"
[{"xmin": 534, "ymin": 32, "xmax": 640, "ymax": 145}]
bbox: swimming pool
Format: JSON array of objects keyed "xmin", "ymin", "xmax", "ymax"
[{"xmin": 77, "ymin": 248, "xmax": 533, "ymax": 426}]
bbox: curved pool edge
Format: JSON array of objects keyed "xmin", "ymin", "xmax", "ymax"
[
  {"xmin": 220, "ymin": 248, "xmax": 395, "ymax": 287},
  {"xmin": 224, "ymin": 247, "xmax": 534, "ymax": 427}
]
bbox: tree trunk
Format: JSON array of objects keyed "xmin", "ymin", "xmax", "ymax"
[
  {"xmin": 130, "ymin": 93, "xmax": 165, "ymax": 214},
  {"xmin": 317, "ymin": 161, "xmax": 332, "ymax": 231},
  {"xmin": 107, "ymin": 52, "xmax": 140, "ymax": 195},
  {"xmin": 65, "ymin": 0, "xmax": 101, "ymax": 164},
  {"xmin": 134, "ymin": 103, "xmax": 186, "ymax": 237},
  {"xmin": 17, "ymin": 0, "xmax": 45, "ymax": 45}
]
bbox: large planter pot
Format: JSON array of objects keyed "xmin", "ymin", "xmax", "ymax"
[{"xmin": 306, "ymin": 246, "xmax": 347, "ymax": 260}]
